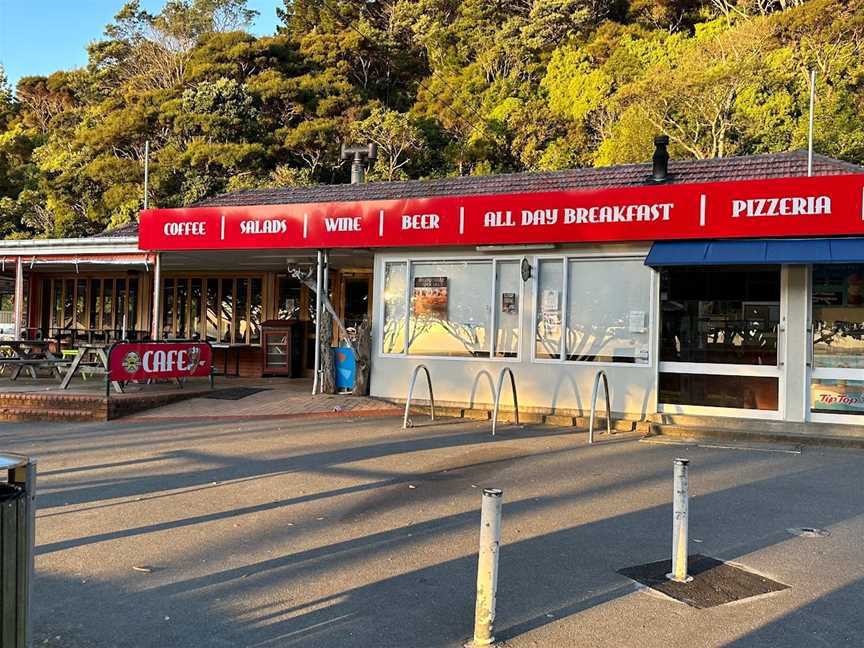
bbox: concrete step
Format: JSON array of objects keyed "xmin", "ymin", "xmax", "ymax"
[{"xmin": 651, "ymin": 423, "xmax": 864, "ymax": 450}]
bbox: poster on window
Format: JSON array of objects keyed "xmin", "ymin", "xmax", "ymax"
[
  {"xmin": 413, "ymin": 277, "xmax": 448, "ymax": 318},
  {"xmin": 501, "ymin": 292, "xmax": 518, "ymax": 314},
  {"xmin": 812, "ymin": 379, "xmax": 864, "ymax": 414}
]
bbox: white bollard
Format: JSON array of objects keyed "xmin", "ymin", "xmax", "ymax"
[
  {"xmin": 468, "ymin": 488, "xmax": 503, "ymax": 647},
  {"xmin": 667, "ymin": 458, "xmax": 692, "ymax": 583}
]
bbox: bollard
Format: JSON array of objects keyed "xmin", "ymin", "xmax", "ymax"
[
  {"xmin": 667, "ymin": 458, "xmax": 692, "ymax": 583},
  {"xmin": 468, "ymin": 488, "xmax": 503, "ymax": 647}
]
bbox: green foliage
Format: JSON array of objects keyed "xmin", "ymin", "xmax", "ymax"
[{"xmin": 1, "ymin": 0, "xmax": 864, "ymax": 238}]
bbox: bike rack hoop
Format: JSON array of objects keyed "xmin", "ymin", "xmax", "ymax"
[
  {"xmin": 403, "ymin": 364, "xmax": 434, "ymax": 429},
  {"xmin": 588, "ymin": 369, "xmax": 612, "ymax": 444},
  {"xmin": 491, "ymin": 367, "xmax": 519, "ymax": 437}
]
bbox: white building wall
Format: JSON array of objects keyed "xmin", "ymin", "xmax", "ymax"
[{"xmin": 370, "ymin": 244, "xmax": 659, "ymax": 417}]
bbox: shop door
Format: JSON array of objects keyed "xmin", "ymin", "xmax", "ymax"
[
  {"xmin": 809, "ymin": 264, "xmax": 864, "ymax": 422},
  {"xmin": 658, "ymin": 266, "xmax": 786, "ymax": 419}
]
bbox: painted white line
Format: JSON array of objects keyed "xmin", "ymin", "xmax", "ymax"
[
  {"xmin": 220, "ymin": 215, "xmax": 225, "ymax": 240},
  {"xmin": 303, "ymin": 213, "xmax": 308, "ymax": 238},
  {"xmin": 459, "ymin": 206, "xmax": 464, "ymax": 234},
  {"xmin": 379, "ymin": 209, "xmax": 384, "ymax": 237},
  {"xmin": 699, "ymin": 194, "xmax": 706, "ymax": 227}
]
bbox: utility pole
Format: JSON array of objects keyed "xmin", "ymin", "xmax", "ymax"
[
  {"xmin": 143, "ymin": 140, "xmax": 150, "ymax": 209},
  {"xmin": 807, "ymin": 70, "xmax": 816, "ymax": 177},
  {"xmin": 340, "ymin": 143, "xmax": 378, "ymax": 184}
]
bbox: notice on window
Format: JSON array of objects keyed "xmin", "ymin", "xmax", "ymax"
[
  {"xmin": 629, "ymin": 310, "xmax": 647, "ymax": 333},
  {"xmin": 413, "ymin": 277, "xmax": 448, "ymax": 318},
  {"xmin": 501, "ymin": 292, "xmax": 518, "ymax": 314}
]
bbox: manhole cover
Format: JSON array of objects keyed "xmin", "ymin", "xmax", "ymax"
[
  {"xmin": 786, "ymin": 527, "xmax": 830, "ymax": 538},
  {"xmin": 618, "ymin": 554, "xmax": 789, "ymax": 608}
]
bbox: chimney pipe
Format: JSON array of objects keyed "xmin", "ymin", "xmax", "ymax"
[{"xmin": 652, "ymin": 135, "xmax": 670, "ymax": 183}]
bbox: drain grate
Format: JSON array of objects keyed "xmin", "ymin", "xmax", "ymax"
[
  {"xmin": 786, "ymin": 527, "xmax": 830, "ymax": 538},
  {"xmin": 618, "ymin": 554, "xmax": 789, "ymax": 609}
]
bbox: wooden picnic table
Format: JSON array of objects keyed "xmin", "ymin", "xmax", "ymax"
[
  {"xmin": 60, "ymin": 343, "xmax": 124, "ymax": 393},
  {"xmin": 0, "ymin": 340, "xmax": 66, "ymax": 381}
]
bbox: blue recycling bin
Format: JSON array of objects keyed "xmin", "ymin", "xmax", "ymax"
[{"xmin": 334, "ymin": 347, "xmax": 356, "ymax": 391}]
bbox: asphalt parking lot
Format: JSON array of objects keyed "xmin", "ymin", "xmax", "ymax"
[{"xmin": 3, "ymin": 414, "xmax": 863, "ymax": 647}]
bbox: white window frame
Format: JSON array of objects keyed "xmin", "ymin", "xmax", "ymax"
[
  {"xmin": 530, "ymin": 253, "xmax": 656, "ymax": 369},
  {"xmin": 376, "ymin": 254, "xmax": 525, "ymax": 362},
  {"xmin": 656, "ymin": 265, "xmax": 789, "ymax": 420}
]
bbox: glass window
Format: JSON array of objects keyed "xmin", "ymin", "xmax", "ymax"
[
  {"xmin": 660, "ymin": 372, "xmax": 779, "ymax": 410},
  {"xmin": 812, "ymin": 264, "xmax": 864, "ymax": 369},
  {"xmin": 75, "ymin": 279, "xmax": 87, "ymax": 330},
  {"xmin": 235, "ymin": 278, "xmax": 249, "ymax": 343},
  {"xmin": 250, "ymin": 278, "xmax": 263, "ymax": 344},
  {"xmin": 408, "ymin": 261, "xmax": 491, "ymax": 357},
  {"xmin": 660, "ymin": 267, "xmax": 780, "ymax": 365},
  {"xmin": 160, "ymin": 278, "xmax": 172, "ymax": 337},
  {"xmin": 175, "ymin": 279, "xmax": 187, "ymax": 338},
  {"xmin": 206, "ymin": 279, "xmax": 219, "ymax": 341},
  {"xmin": 189, "ymin": 279, "xmax": 201, "ymax": 339},
  {"xmin": 63, "ymin": 278, "xmax": 74, "ymax": 329},
  {"xmin": 495, "ymin": 261, "xmax": 520, "ymax": 358},
  {"xmin": 566, "ymin": 259, "xmax": 651, "ymax": 364},
  {"xmin": 535, "ymin": 259, "xmax": 563, "ymax": 359},
  {"xmin": 104, "ymin": 279, "xmax": 116, "ymax": 331},
  {"xmin": 89, "ymin": 279, "xmax": 100, "ymax": 330},
  {"xmin": 277, "ymin": 275, "xmax": 301, "ymax": 320},
  {"xmin": 220, "ymin": 279, "xmax": 233, "ymax": 343},
  {"xmin": 382, "ymin": 262, "xmax": 407, "ymax": 354}
]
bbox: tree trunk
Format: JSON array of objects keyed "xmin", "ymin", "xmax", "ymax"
[
  {"xmin": 319, "ymin": 311, "xmax": 336, "ymax": 394},
  {"xmin": 353, "ymin": 317, "xmax": 372, "ymax": 396}
]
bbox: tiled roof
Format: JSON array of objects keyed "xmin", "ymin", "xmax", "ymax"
[
  {"xmin": 193, "ymin": 150, "xmax": 863, "ymax": 208},
  {"xmin": 94, "ymin": 150, "xmax": 863, "ymax": 238},
  {"xmin": 93, "ymin": 222, "xmax": 140, "ymax": 238}
]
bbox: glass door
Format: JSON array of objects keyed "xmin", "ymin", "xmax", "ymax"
[
  {"xmin": 658, "ymin": 266, "xmax": 786, "ymax": 419},
  {"xmin": 809, "ymin": 264, "xmax": 864, "ymax": 421}
]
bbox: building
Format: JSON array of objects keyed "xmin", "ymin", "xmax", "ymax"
[{"xmin": 2, "ymin": 143, "xmax": 864, "ymax": 425}]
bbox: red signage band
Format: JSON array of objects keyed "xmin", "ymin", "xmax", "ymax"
[
  {"xmin": 108, "ymin": 342, "xmax": 212, "ymax": 381},
  {"xmin": 138, "ymin": 174, "xmax": 864, "ymax": 251}
]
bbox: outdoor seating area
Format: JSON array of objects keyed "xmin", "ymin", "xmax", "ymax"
[{"xmin": 0, "ymin": 339, "xmax": 113, "ymax": 389}]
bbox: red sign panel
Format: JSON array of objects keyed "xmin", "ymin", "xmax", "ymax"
[
  {"xmin": 108, "ymin": 342, "xmax": 212, "ymax": 381},
  {"xmin": 138, "ymin": 174, "xmax": 864, "ymax": 251}
]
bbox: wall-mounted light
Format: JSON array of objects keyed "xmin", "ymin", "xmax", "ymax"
[{"xmin": 521, "ymin": 258, "xmax": 532, "ymax": 282}]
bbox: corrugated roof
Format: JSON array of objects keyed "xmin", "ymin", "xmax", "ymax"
[{"xmin": 95, "ymin": 150, "xmax": 864, "ymax": 238}]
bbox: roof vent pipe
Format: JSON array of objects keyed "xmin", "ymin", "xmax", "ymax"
[{"xmin": 651, "ymin": 135, "xmax": 670, "ymax": 183}]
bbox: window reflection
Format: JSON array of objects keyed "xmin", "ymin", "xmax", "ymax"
[
  {"xmin": 812, "ymin": 264, "xmax": 864, "ymax": 369},
  {"xmin": 660, "ymin": 267, "xmax": 780, "ymax": 365},
  {"xmin": 408, "ymin": 261, "xmax": 491, "ymax": 357}
]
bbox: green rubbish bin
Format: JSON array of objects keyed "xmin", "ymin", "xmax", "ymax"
[{"xmin": 0, "ymin": 454, "xmax": 36, "ymax": 648}]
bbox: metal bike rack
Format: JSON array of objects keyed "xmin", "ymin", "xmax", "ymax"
[
  {"xmin": 588, "ymin": 369, "xmax": 611, "ymax": 444},
  {"xmin": 403, "ymin": 364, "xmax": 435, "ymax": 428},
  {"xmin": 491, "ymin": 367, "xmax": 519, "ymax": 437}
]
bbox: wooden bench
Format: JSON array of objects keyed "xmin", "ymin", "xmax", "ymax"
[{"xmin": 0, "ymin": 358, "xmax": 70, "ymax": 381}]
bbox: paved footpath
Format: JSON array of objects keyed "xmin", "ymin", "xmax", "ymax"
[
  {"xmin": 2, "ymin": 414, "xmax": 862, "ymax": 647},
  {"xmin": 127, "ymin": 378, "xmax": 400, "ymax": 421}
]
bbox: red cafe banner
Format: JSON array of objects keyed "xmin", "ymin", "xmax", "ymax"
[
  {"xmin": 108, "ymin": 342, "xmax": 212, "ymax": 381},
  {"xmin": 138, "ymin": 174, "xmax": 864, "ymax": 251}
]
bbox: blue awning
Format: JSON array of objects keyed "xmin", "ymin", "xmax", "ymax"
[{"xmin": 645, "ymin": 238, "xmax": 864, "ymax": 267}]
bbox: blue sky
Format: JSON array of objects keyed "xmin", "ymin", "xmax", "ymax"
[{"xmin": 0, "ymin": 0, "xmax": 283, "ymax": 87}]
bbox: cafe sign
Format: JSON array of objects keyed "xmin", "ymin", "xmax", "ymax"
[{"xmin": 108, "ymin": 342, "xmax": 212, "ymax": 381}]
